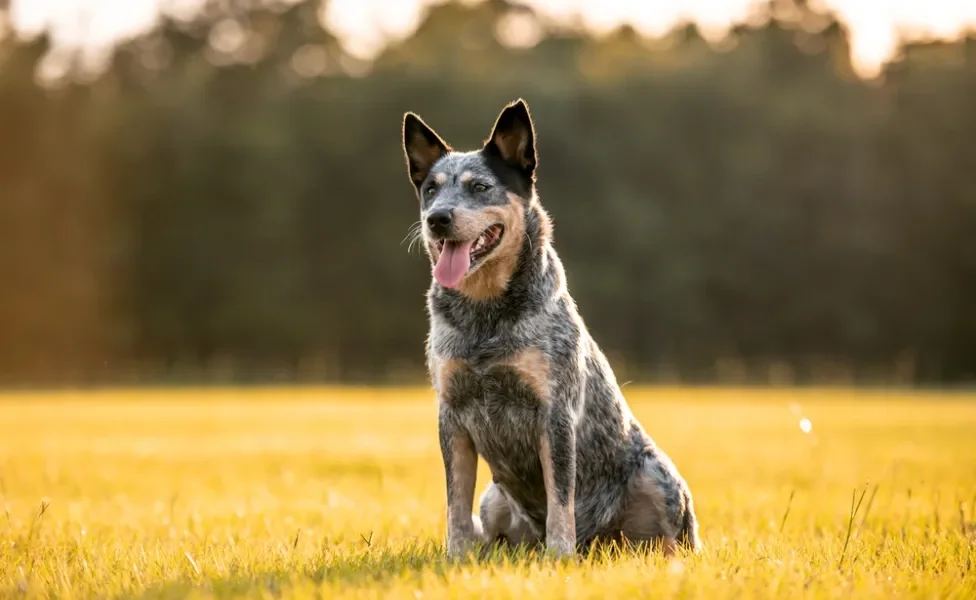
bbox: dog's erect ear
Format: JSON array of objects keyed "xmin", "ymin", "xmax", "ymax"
[
  {"xmin": 403, "ymin": 112, "xmax": 451, "ymax": 189},
  {"xmin": 483, "ymin": 99, "xmax": 537, "ymax": 181}
]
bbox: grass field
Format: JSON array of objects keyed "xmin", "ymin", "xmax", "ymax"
[{"xmin": 1, "ymin": 387, "xmax": 974, "ymax": 599}]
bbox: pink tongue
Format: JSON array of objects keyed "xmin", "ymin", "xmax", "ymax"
[{"xmin": 434, "ymin": 240, "xmax": 474, "ymax": 288}]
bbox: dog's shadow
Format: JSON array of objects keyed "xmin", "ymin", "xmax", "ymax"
[
  {"xmin": 122, "ymin": 539, "xmax": 685, "ymax": 599},
  {"xmin": 474, "ymin": 536, "xmax": 683, "ymax": 564}
]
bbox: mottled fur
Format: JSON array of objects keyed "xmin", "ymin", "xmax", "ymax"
[{"xmin": 402, "ymin": 99, "xmax": 702, "ymax": 558}]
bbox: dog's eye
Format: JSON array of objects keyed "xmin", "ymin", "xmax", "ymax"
[
  {"xmin": 472, "ymin": 183, "xmax": 490, "ymax": 193},
  {"xmin": 425, "ymin": 183, "xmax": 438, "ymax": 197}
]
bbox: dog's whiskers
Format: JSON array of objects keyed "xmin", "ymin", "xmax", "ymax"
[
  {"xmin": 407, "ymin": 230, "xmax": 425, "ymax": 254},
  {"xmin": 402, "ymin": 221, "xmax": 425, "ymax": 254},
  {"xmin": 401, "ymin": 221, "xmax": 422, "ymax": 246},
  {"xmin": 407, "ymin": 233, "xmax": 424, "ymax": 254}
]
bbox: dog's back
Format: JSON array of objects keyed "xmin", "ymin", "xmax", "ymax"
[{"xmin": 403, "ymin": 99, "xmax": 700, "ymax": 557}]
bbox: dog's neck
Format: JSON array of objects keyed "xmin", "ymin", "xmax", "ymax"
[{"xmin": 428, "ymin": 201, "xmax": 563, "ymax": 330}]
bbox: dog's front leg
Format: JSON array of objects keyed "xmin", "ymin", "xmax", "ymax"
[
  {"xmin": 540, "ymin": 402, "xmax": 577, "ymax": 557},
  {"xmin": 438, "ymin": 405, "xmax": 480, "ymax": 558}
]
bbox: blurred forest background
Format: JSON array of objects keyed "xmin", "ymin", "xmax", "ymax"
[{"xmin": 1, "ymin": 0, "xmax": 974, "ymax": 388}]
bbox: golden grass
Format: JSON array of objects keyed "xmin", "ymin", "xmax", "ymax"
[{"xmin": 1, "ymin": 387, "xmax": 974, "ymax": 599}]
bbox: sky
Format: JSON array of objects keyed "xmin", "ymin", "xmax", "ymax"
[{"xmin": 6, "ymin": 0, "xmax": 976, "ymax": 78}]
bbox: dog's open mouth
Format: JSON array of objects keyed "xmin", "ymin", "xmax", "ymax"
[
  {"xmin": 436, "ymin": 225, "xmax": 504, "ymax": 262},
  {"xmin": 433, "ymin": 224, "xmax": 504, "ymax": 289}
]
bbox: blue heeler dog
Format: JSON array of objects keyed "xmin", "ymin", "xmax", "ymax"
[{"xmin": 401, "ymin": 99, "xmax": 702, "ymax": 558}]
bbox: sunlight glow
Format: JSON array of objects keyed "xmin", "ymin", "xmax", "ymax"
[{"xmin": 7, "ymin": 0, "xmax": 976, "ymax": 78}]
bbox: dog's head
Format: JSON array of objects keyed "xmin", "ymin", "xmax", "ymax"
[{"xmin": 402, "ymin": 99, "xmax": 538, "ymax": 296}]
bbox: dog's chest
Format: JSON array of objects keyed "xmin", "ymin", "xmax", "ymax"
[{"xmin": 443, "ymin": 360, "xmax": 548, "ymax": 511}]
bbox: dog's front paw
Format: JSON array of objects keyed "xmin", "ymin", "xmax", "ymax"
[
  {"xmin": 545, "ymin": 538, "xmax": 576, "ymax": 559},
  {"xmin": 446, "ymin": 535, "xmax": 478, "ymax": 559},
  {"xmin": 446, "ymin": 522, "xmax": 482, "ymax": 559}
]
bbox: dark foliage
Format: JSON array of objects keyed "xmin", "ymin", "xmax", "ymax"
[{"xmin": 1, "ymin": 1, "xmax": 974, "ymax": 386}]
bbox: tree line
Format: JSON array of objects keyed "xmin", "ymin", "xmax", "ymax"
[{"xmin": 1, "ymin": 0, "xmax": 974, "ymax": 387}]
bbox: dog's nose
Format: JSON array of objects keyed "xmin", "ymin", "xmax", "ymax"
[{"xmin": 426, "ymin": 209, "xmax": 454, "ymax": 235}]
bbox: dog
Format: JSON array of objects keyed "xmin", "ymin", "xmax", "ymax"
[{"xmin": 401, "ymin": 99, "xmax": 701, "ymax": 558}]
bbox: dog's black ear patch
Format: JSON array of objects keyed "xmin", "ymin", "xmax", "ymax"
[
  {"xmin": 483, "ymin": 99, "xmax": 537, "ymax": 182},
  {"xmin": 403, "ymin": 112, "xmax": 451, "ymax": 190}
]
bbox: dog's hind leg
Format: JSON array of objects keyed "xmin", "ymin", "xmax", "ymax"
[
  {"xmin": 617, "ymin": 453, "xmax": 701, "ymax": 555},
  {"xmin": 478, "ymin": 483, "xmax": 543, "ymax": 548}
]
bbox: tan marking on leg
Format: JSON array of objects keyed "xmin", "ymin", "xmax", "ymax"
[
  {"xmin": 539, "ymin": 434, "xmax": 576, "ymax": 556},
  {"xmin": 505, "ymin": 348, "xmax": 549, "ymax": 403},
  {"xmin": 619, "ymin": 473, "xmax": 670, "ymax": 539},
  {"xmin": 446, "ymin": 431, "xmax": 479, "ymax": 557},
  {"xmin": 661, "ymin": 537, "xmax": 678, "ymax": 557},
  {"xmin": 433, "ymin": 357, "xmax": 464, "ymax": 397},
  {"xmin": 617, "ymin": 462, "xmax": 685, "ymax": 555},
  {"xmin": 459, "ymin": 171, "xmax": 473, "ymax": 183},
  {"xmin": 458, "ymin": 194, "xmax": 527, "ymax": 302},
  {"xmin": 434, "ymin": 172, "xmax": 448, "ymax": 184}
]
